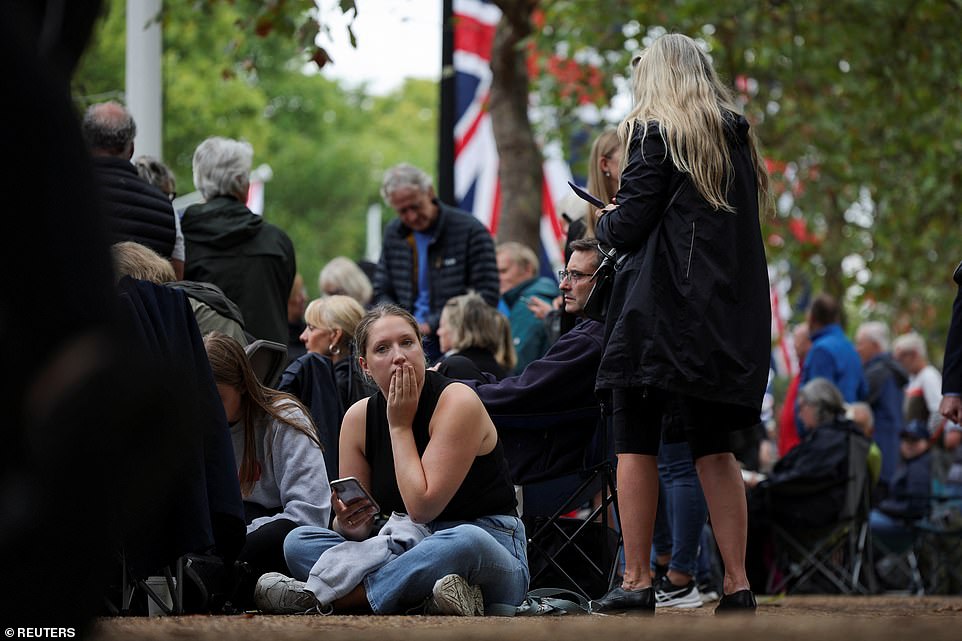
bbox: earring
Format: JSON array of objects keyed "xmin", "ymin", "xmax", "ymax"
[
  {"xmin": 604, "ymin": 170, "xmax": 611, "ymax": 178},
  {"xmin": 331, "ymin": 345, "xmax": 341, "ymax": 356}
]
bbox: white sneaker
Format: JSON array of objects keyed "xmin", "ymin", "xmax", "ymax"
[
  {"xmin": 426, "ymin": 574, "xmax": 484, "ymax": 616},
  {"xmin": 653, "ymin": 577, "xmax": 703, "ymax": 609},
  {"xmin": 253, "ymin": 572, "xmax": 325, "ymax": 614}
]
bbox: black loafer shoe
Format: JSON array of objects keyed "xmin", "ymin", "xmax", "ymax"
[
  {"xmin": 589, "ymin": 586, "xmax": 655, "ymax": 614},
  {"xmin": 714, "ymin": 589, "xmax": 756, "ymax": 615}
]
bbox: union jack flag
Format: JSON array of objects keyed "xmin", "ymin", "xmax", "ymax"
[{"xmin": 451, "ymin": 0, "xmax": 570, "ymax": 275}]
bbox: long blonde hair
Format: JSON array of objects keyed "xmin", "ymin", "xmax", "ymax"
[{"xmin": 619, "ymin": 33, "xmax": 770, "ymax": 214}]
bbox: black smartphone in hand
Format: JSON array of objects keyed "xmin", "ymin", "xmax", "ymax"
[{"xmin": 330, "ymin": 476, "xmax": 380, "ymax": 514}]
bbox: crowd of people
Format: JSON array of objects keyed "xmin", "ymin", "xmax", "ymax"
[{"xmin": 17, "ymin": 24, "xmax": 962, "ymax": 627}]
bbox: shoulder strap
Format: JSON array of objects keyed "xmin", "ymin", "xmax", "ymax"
[{"xmin": 487, "ymin": 588, "xmax": 598, "ymax": 617}]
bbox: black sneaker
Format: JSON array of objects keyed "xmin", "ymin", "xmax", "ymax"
[
  {"xmin": 653, "ymin": 576, "xmax": 703, "ymax": 609},
  {"xmin": 652, "ymin": 562, "xmax": 669, "ymax": 582},
  {"xmin": 714, "ymin": 589, "xmax": 756, "ymax": 615},
  {"xmin": 588, "ymin": 586, "xmax": 655, "ymax": 614}
]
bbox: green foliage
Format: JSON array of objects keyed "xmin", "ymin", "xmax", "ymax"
[
  {"xmin": 535, "ymin": 0, "xmax": 962, "ymax": 355},
  {"xmin": 72, "ymin": 0, "xmax": 435, "ymax": 300}
]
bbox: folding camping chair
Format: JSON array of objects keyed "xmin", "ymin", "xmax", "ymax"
[
  {"xmin": 244, "ymin": 339, "xmax": 288, "ymax": 388},
  {"xmin": 913, "ymin": 486, "xmax": 962, "ymax": 594},
  {"xmin": 766, "ymin": 431, "xmax": 877, "ymax": 595},
  {"xmin": 105, "ymin": 553, "xmax": 185, "ymax": 616},
  {"xmin": 523, "ymin": 418, "xmax": 622, "ymax": 600}
]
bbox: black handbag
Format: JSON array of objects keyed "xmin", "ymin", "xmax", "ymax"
[{"xmin": 582, "ymin": 244, "xmax": 622, "ymax": 322}]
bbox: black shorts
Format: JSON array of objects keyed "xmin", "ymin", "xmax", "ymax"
[{"xmin": 611, "ymin": 386, "xmax": 760, "ymax": 460}]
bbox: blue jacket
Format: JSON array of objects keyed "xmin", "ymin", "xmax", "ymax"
[
  {"xmin": 373, "ymin": 200, "xmax": 499, "ymax": 332},
  {"xmin": 798, "ymin": 323, "xmax": 867, "ymax": 436},
  {"xmin": 863, "ymin": 352, "xmax": 909, "ymax": 484}
]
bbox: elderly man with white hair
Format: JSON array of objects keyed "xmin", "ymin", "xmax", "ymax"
[
  {"xmin": 893, "ymin": 332, "xmax": 944, "ymax": 434},
  {"xmin": 181, "ymin": 136, "xmax": 296, "ymax": 344}
]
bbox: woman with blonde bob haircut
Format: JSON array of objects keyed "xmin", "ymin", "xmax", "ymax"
[
  {"xmin": 300, "ymin": 294, "xmax": 374, "ymax": 410},
  {"xmin": 436, "ymin": 292, "xmax": 516, "ymax": 379},
  {"xmin": 591, "ymin": 33, "xmax": 771, "ymax": 615}
]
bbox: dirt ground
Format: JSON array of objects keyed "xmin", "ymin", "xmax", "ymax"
[{"xmin": 90, "ymin": 595, "xmax": 962, "ymax": 641}]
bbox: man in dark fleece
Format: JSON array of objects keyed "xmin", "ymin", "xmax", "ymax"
[
  {"xmin": 437, "ymin": 238, "xmax": 606, "ymax": 492},
  {"xmin": 182, "ymin": 136, "xmax": 296, "ymax": 345}
]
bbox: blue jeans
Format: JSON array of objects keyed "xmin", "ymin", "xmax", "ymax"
[
  {"xmin": 284, "ymin": 514, "xmax": 529, "ymax": 614},
  {"xmin": 651, "ymin": 441, "xmax": 708, "ymax": 577}
]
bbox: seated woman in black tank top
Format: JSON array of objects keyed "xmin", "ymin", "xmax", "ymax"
[{"xmin": 253, "ymin": 304, "xmax": 529, "ymax": 616}]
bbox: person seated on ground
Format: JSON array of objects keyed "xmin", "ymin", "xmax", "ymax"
[
  {"xmin": 319, "ymin": 256, "xmax": 374, "ymax": 309},
  {"xmin": 745, "ymin": 377, "xmax": 872, "ymax": 590},
  {"xmin": 253, "ymin": 304, "xmax": 528, "ymax": 616},
  {"xmin": 204, "ymin": 332, "xmax": 330, "ymax": 608},
  {"xmin": 112, "ymin": 240, "xmax": 249, "ymax": 344},
  {"xmin": 870, "ymin": 419, "xmax": 932, "ymax": 553},
  {"xmin": 435, "ymin": 292, "xmax": 516, "ymax": 381},
  {"xmin": 299, "ymin": 295, "xmax": 375, "ymax": 412}
]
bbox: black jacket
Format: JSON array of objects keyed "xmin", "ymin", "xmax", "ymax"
[
  {"xmin": 116, "ymin": 277, "xmax": 246, "ymax": 573},
  {"xmin": 182, "ymin": 196, "xmax": 296, "ymax": 344},
  {"xmin": 373, "ymin": 200, "xmax": 499, "ymax": 332},
  {"xmin": 944, "ymin": 284, "xmax": 962, "ymax": 395},
  {"xmin": 436, "ymin": 347, "xmax": 508, "ymax": 381},
  {"xmin": 278, "ymin": 353, "xmax": 343, "ymax": 481},
  {"xmin": 760, "ymin": 417, "xmax": 869, "ymax": 528},
  {"xmin": 92, "ymin": 156, "xmax": 177, "ymax": 258},
  {"xmin": 595, "ymin": 117, "xmax": 770, "ymax": 414}
]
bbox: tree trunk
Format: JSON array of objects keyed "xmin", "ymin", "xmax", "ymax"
[{"xmin": 490, "ymin": 0, "xmax": 542, "ymax": 253}]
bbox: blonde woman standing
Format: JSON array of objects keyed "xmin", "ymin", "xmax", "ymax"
[{"xmin": 590, "ymin": 33, "xmax": 771, "ymax": 615}]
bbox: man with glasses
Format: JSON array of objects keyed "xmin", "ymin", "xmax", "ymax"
[
  {"xmin": 82, "ymin": 101, "xmax": 185, "ymax": 279},
  {"xmin": 437, "ymin": 238, "xmax": 608, "ymax": 498}
]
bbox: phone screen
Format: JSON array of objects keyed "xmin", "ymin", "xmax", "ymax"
[{"xmin": 331, "ymin": 477, "xmax": 380, "ymax": 513}]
